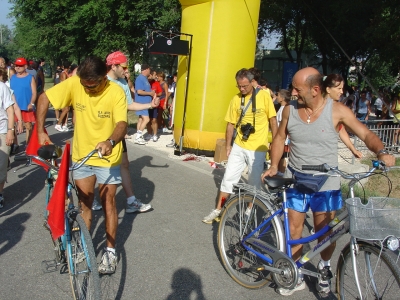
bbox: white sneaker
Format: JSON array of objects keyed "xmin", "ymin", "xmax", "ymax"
[
  {"xmin": 92, "ymin": 198, "xmax": 102, "ymax": 211},
  {"xmin": 126, "ymin": 198, "xmax": 152, "ymax": 213},
  {"xmin": 152, "ymin": 135, "xmax": 158, "ymax": 142},
  {"xmin": 162, "ymin": 127, "xmax": 172, "ymax": 134},
  {"xmin": 277, "ymin": 280, "xmax": 306, "ymax": 296},
  {"xmin": 202, "ymin": 209, "xmax": 221, "ymax": 224},
  {"xmin": 55, "ymin": 124, "xmax": 63, "ymax": 132},
  {"xmin": 98, "ymin": 250, "xmax": 118, "ymax": 274},
  {"xmin": 62, "ymin": 125, "xmax": 69, "ymax": 132},
  {"xmin": 134, "ymin": 136, "xmax": 146, "ymax": 145}
]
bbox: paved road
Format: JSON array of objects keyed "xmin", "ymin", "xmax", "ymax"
[{"xmin": 0, "ymin": 112, "xmax": 370, "ymax": 300}]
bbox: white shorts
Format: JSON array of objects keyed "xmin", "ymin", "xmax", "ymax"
[
  {"xmin": 0, "ymin": 134, "xmax": 10, "ymax": 184},
  {"xmin": 220, "ymin": 143, "xmax": 266, "ymax": 194}
]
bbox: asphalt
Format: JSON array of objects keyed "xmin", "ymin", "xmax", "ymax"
[{"xmin": 0, "ymin": 110, "xmax": 396, "ymax": 300}]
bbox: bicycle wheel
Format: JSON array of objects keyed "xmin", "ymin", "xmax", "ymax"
[
  {"xmin": 218, "ymin": 194, "xmax": 284, "ymax": 288},
  {"xmin": 67, "ymin": 214, "xmax": 101, "ymax": 300},
  {"xmin": 336, "ymin": 240, "xmax": 400, "ymax": 299}
]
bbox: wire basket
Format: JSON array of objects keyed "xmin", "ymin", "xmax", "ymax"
[{"xmin": 345, "ymin": 197, "xmax": 400, "ymax": 240}]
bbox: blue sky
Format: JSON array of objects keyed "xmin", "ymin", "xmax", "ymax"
[{"xmin": 0, "ymin": 0, "xmax": 14, "ymax": 28}]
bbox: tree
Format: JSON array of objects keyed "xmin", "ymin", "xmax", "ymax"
[{"xmin": 8, "ymin": 0, "xmax": 181, "ymax": 69}]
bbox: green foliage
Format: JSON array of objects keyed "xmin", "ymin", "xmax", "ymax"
[
  {"xmin": 258, "ymin": 0, "xmax": 400, "ymax": 85},
  {"xmin": 7, "ymin": 0, "xmax": 181, "ymax": 69}
]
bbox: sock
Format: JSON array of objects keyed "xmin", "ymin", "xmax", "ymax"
[
  {"xmin": 127, "ymin": 196, "xmax": 136, "ymax": 204},
  {"xmin": 136, "ymin": 130, "xmax": 142, "ymax": 138},
  {"xmin": 318, "ymin": 259, "xmax": 330, "ymax": 270},
  {"xmin": 106, "ymin": 247, "xmax": 116, "ymax": 254}
]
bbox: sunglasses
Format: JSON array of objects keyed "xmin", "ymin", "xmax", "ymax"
[
  {"xmin": 117, "ymin": 65, "xmax": 128, "ymax": 70},
  {"xmin": 15, "ymin": 65, "xmax": 25, "ymax": 67},
  {"xmin": 80, "ymin": 79, "xmax": 103, "ymax": 90}
]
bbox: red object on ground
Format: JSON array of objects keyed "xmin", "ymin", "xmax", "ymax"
[{"xmin": 47, "ymin": 142, "xmax": 70, "ymax": 239}]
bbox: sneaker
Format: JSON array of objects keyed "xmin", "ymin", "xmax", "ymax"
[
  {"xmin": 55, "ymin": 124, "xmax": 63, "ymax": 132},
  {"xmin": 152, "ymin": 135, "xmax": 158, "ymax": 142},
  {"xmin": 134, "ymin": 136, "xmax": 146, "ymax": 145},
  {"xmin": 98, "ymin": 250, "xmax": 118, "ymax": 274},
  {"xmin": 0, "ymin": 195, "xmax": 4, "ymax": 208},
  {"xmin": 126, "ymin": 198, "xmax": 152, "ymax": 213},
  {"xmin": 143, "ymin": 133, "xmax": 152, "ymax": 141},
  {"xmin": 92, "ymin": 198, "xmax": 102, "ymax": 211},
  {"xmin": 316, "ymin": 266, "xmax": 333, "ymax": 293},
  {"xmin": 202, "ymin": 209, "xmax": 221, "ymax": 224},
  {"xmin": 162, "ymin": 127, "xmax": 172, "ymax": 134},
  {"xmin": 277, "ymin": 279, "xmax": 306, "ymax": 296},
  {"xmin": 166, "ymin": 139, "xmax": 175, "ymax": 148},
  {"xmin": 62, "ymin": 125, "xmax": 69, "ymax": 132}
]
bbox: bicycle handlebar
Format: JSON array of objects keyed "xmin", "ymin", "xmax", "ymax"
[
  {"xmin": 302, "ymin": 161, "xmax": 399, "ymax": 181},
  {"xmin": 21, "ymin": 149, "xmax": 106, "ymax": 172}
]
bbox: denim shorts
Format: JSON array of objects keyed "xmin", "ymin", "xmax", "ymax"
[
  {"xmin": 72, "ymin": 164, "xmax": 121, "ymax": 184},
  {"xmin": 286, "ymin": 188, "xmax": 343, "ymax": 213}
]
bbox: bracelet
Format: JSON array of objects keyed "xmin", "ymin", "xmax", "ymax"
[
  {"xmin": 377, "ymin": 149, "xmax": 389, "ymax": 155},
  {"xmin": 148, "ymin": 105, "xmax": 153, "ymax": 109},
  {"xmin": 31, "ymin": 103, "xmax": 35, "ymax": 106},
  {"xmin": 8, "ymin": 128, "xmax": 15, "ymax": 131}
]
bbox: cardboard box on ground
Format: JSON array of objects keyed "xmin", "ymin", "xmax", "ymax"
[{"xmin": 214, "ymin": 139, "xmax": 228, "ymax": 163}]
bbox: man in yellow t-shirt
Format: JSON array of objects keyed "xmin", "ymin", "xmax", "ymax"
[
  {"xmin": 36, "ymin": 56, "xmax": 127, "ymax": 275},
  {"xmin": 203, "ymin": 68, "xmax": 278, "ymax": 224}
]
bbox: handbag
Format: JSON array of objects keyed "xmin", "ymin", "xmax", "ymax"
[{"xmin": 288, "ymin": 165, "xmax": 328, "ymax": 193}]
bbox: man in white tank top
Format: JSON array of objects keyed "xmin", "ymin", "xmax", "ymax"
[{"xmin": 262, "ymin": 67, "xmax": 395, "ymax": 296}]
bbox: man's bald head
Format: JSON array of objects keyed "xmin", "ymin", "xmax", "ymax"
[{"xmin": 293, "ymin": 67, "xmax": 323, "ymax": 91}]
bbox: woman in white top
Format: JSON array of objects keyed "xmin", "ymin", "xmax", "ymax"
[{"xmin": 276, "ymin": 89, "xmax": 291, "ymax": 173}]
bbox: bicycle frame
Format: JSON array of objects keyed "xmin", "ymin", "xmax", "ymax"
[{"xmin": 240, "ymin": 189, "xmax": 350, "ymax": 276}]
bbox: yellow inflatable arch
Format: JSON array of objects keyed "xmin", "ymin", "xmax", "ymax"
[{"xmin": 174, "ymin": 0, "xmax": 261, "ymax": 155}]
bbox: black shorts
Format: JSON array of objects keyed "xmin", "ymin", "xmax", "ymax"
[{"xmin": 149, "ymin": 108, "xmax": 158, "ymax": 119}]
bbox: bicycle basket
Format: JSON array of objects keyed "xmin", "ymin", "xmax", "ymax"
[{"xmin": 346, "ymin": 197, "xmax": 400, "ymax": 240}]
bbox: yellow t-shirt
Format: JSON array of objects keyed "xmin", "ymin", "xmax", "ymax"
[
  {"xmin": 46, "ymin": 76, "xmax": 127, "ymax": 167},
  {"xmin": 225, "ymin": 89, "xmax": 276, "ymax": 152}
]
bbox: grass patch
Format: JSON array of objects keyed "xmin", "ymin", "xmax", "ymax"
[{"xmin": 341, "ymin": 158, "xmax": 400, "ymax": 200}]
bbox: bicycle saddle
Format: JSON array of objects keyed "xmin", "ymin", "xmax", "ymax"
[
  {"xmin": 37, "ymin": 144, "xmax": 62, "ymax": 160},
  {"xmin": 264, "ymin": 176, "xmax": 295, "ymax": 189}
]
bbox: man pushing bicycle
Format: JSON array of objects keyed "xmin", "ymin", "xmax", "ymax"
[
  {"xmin": 36, "ymin": 56, "xmax": 127, "ymax": 275},
  {"xmin": 262, "ymin": 67, "xmax": 395, "ymax": 296}
]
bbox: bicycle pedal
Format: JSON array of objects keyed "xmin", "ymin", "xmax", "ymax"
[{"xmin": 41, "ymin": 259, "xmax": 58, "ymax": 273}]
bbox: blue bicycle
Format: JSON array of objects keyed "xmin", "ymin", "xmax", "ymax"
[
  {"xmin": 217, "ymin": 161, "xmax": 400, "ymax": 299},
  {"xmin": 16, "ymin": 144, "xmax": 105, "ymax": 300}
]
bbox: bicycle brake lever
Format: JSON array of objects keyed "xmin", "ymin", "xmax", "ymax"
[{"xmin": 97, "ymin": 149, "xmax": 103, "ymax": 159}]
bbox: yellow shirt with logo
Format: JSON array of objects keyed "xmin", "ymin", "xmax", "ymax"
[
  {"xmin": 225, "ymin": 89, "xmax": 276, "ymax": 152},
  {"xmin": 46, "ymin": 76, "xmax": 127, "ymax": 167}
]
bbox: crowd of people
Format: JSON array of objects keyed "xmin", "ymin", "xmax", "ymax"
[{"xmin": 0, "ymin": 53, "xmax": 398, "ymax": 295}]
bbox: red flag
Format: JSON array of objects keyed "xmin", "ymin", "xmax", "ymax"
[
  {"xmin": 26, "ymin": 124, "xmax": 49, "ymax": 171},
  {"xmin": 47, "ymin": 142, "xmax": 70, "ymax": 239}
]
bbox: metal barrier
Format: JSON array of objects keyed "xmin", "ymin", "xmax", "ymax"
[{"xmin": 355, "ymin": 119, "xmax": 399, "ymax": 153}]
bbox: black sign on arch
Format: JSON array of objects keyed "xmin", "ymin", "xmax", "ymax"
[{"xmin": 148, "ymin": 36, "xmax": 189, "ymax": 56}]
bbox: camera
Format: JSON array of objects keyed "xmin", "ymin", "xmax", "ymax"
[{"xmin": 240, "ymin": 123, "xmax": 255, "ymax": 140}]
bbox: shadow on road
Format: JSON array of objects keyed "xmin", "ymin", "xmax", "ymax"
[
  {"xmin": 165, "ymin": 268, "xmax": 205, "ymax": 300},
  {"xmin": 0, "ymin": 212, "xmax": 31, "ymax": 255}
]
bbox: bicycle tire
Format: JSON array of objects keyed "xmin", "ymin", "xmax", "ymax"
[
  {"xmin": 218, "ymin": 193, "xmax": 285, "ymax": 289},
  {"xmin": 336, "ymin": 240, "xmax": 400, "ymax": 299},
  {"xmin": 67, "ymin": 214, "xmax": 101, "ymax": 300}
]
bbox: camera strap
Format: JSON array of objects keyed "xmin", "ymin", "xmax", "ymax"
[{"xmin": 232, "ymin": 88, "xmax": 259, "ymax": 144}]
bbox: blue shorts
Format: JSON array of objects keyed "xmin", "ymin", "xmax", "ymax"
[
  {"xmin": 136, "ymin": 108, "xmax": 149, "ymax": 117},
  {"xmin": 286, "ymin": 188, "xmax": 342, "ymax": 213},
  {"xmin": 72, "ymin": 164, "xmax": 121, "ymax": 185}
]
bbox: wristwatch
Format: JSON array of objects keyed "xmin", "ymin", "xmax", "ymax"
[
  {"xmin": 148, "ymin": 104, "xmax": 153, "ymax": 109},
  {"xmin": 377, "ymin": 149, "xmax": 389, "ymax": 155},
  {"xmin": 8, "ymin": 128, "xmax": 14, "ymax": 131},
  {"xmin": 107, "ymin": 139, "xmax": 116, "ymax": 148}
]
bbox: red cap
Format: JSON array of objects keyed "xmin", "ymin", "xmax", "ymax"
[
  {"xmin": 15, "ymin": 57, "xmax": 27, "ymax": 66},
  {"xmin": 29, "ymin": 60, "xmax": 34, "ymax": 65},
  {"xmin": 106, "ymin": 51, "xmax": 128, "ymax": 66}
]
